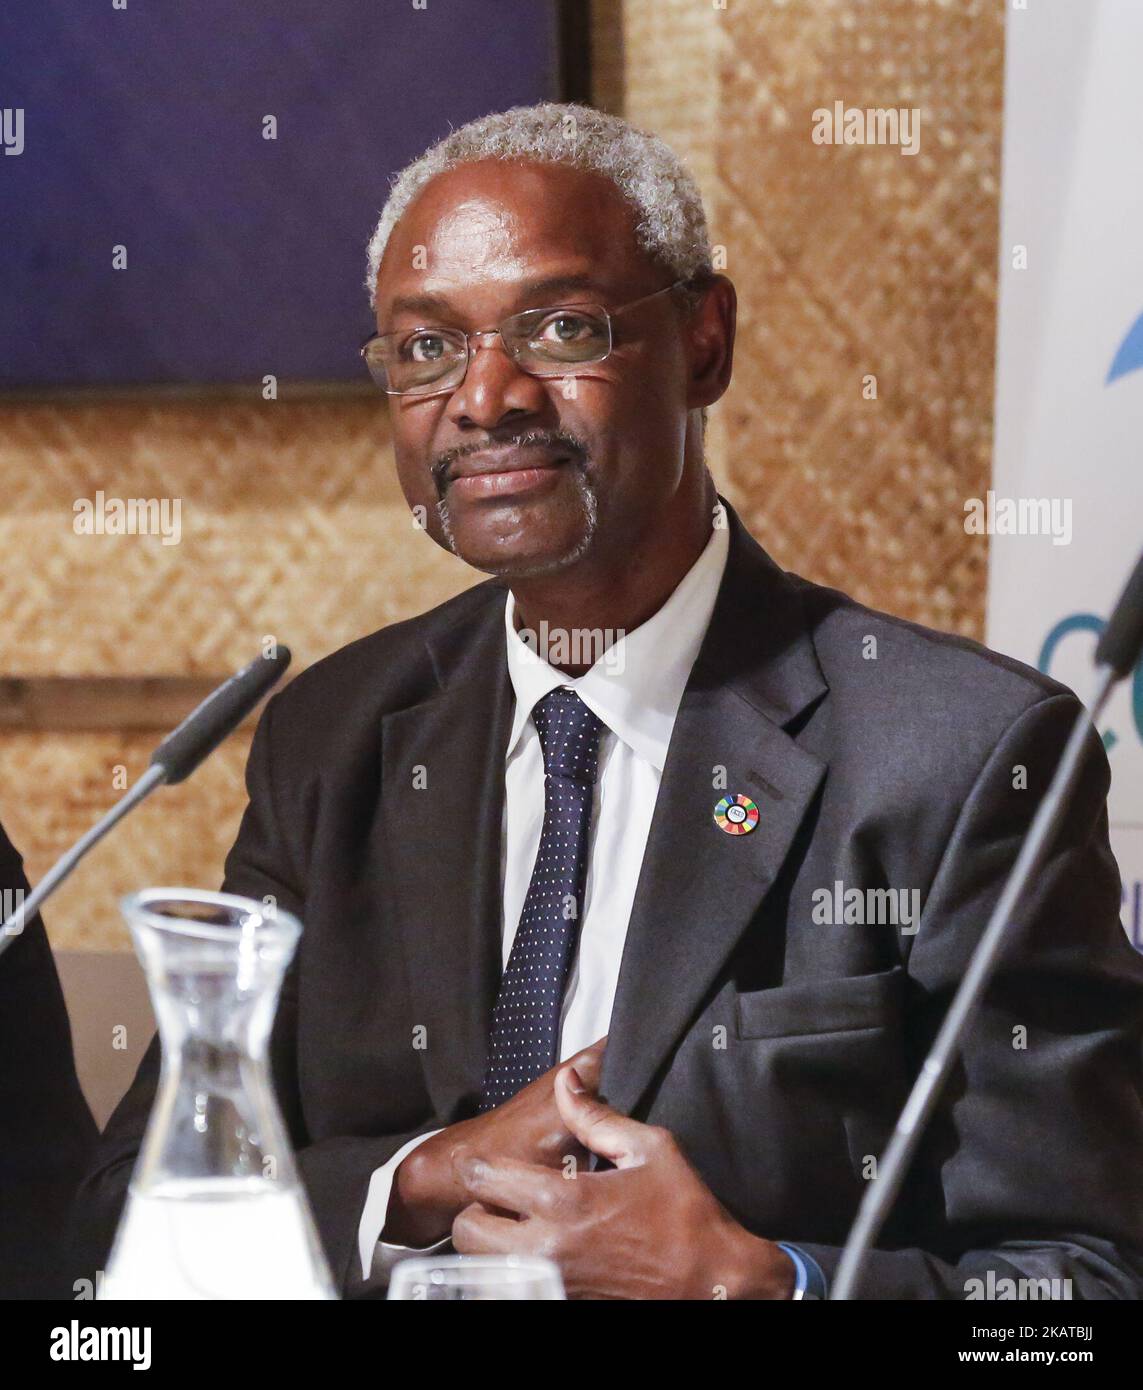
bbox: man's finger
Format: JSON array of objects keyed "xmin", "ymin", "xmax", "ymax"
[
  {"xmin": 451, "ymin": 1201, "xmax": 533, "ymax": 1256},
  {"xmin": 553, "ymin": 1063, "xmax": 656, "ymax": 1168},
  {"xmin": 452, "ymin": 1149, "xmax": 573, "ymax": 1218}
]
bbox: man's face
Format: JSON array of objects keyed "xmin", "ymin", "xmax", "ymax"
[{"xmin": 372, "ymin": 160, "xmax": 698, "ymax": 578}]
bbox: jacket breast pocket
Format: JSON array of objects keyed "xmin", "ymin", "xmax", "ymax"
[{"xmin": 735, "ymin": 966, "xmax": 905, "ymax": 1041}]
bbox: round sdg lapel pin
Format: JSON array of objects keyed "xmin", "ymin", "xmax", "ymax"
[{"xmin": 713, "ymin": 794, "xmax": 760, "ymax": 836}]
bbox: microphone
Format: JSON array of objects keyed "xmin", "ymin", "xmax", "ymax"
[
  {"xmin": 0, "ymin": 646, "xmax": 291, "ymax": 959},
  {"xmin": 832, "ymin": 551, "xmax": 1143, "ymax": 1299},
  {"xmin": 150, "ymin": 645, "xmax": 291, "ymax": 783},
  {"xmin": 1095, "ymin": 549, "xmax": 1143, "ymax": 677}
]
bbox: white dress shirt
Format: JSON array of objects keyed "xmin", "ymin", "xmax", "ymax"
[{"xmin": 357, "ymin": 518, "xmax": 730, "ymax": 1281}]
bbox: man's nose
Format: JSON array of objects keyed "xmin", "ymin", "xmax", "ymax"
[{"xmin": 445, "ymin": 331, "xmax": 549, "ymax": 431}]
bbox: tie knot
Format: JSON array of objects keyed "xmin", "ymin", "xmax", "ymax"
[{"xmin": 532, "ymin": 688, "xmax": 603, "ymax": 783}]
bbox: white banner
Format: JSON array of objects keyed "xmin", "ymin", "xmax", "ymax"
[{"xmin": 988, "ymin": 0, "xmax": 1143, "ymax": 950}]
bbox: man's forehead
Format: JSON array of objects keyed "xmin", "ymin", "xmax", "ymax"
[
  {"xmin": 379, "ymin": 159, "xmax": 641, "ymax": 285},
  {"xmin": 381, "ymin": 267, "xmax": 618, "ymax": 325}
]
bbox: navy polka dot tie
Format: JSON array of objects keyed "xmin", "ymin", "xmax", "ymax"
[{"xmin": 479, "ymin": 688, "xmax": 603, "ymax": 1110}]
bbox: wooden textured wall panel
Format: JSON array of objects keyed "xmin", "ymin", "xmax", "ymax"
[
  {"xmin": 0, "ymin": 399, "xmax": 475, "ymax": 675},
  {"xmin": 714, "ymin": 0, "xmax": 1003, "ymax": 634}
]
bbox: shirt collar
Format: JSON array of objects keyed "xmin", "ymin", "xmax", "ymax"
[{"xmin": 503, "ymin": 519, "xmax": 730, "ymax": 771}]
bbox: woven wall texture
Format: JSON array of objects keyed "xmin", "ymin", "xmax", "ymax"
[
  {"xmin": 606, "ymin": 0, "xmax": 1003, "ymax": 632},
  {"xmin": 0, "ymin": 0, "xmax": 1004, "ymax": 950}
]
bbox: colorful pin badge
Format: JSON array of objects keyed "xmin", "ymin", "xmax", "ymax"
[{"xmin": 713, "ymin": 794, "xmax": 759, "ymax": 836}]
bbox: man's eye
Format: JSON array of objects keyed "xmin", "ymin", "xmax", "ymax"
[
  {"xmin": 401, "ymin": 333, "xmax": 449, "ymax": 363},
  {"xmin": 537, "ymin": 313, "xmax": 593, "ymax": 344}
]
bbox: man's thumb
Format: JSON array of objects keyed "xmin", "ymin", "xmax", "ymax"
[
  {"xmin": 565, "ymin": 1037, "xmax": 605, "ymax": 1092},
  {"xmin": 554, "ymin": 1062, "xmax": 645, "ymax": 1169}
]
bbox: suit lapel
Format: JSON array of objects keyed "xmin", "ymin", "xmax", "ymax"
[
  {"xmin": 600, "ymin": 510, "xmax": 829, "ymax": 1117},
  {"xmin": 377, "ymin": 586, "xmax": 512, "ymax": 1123},
  {"xmin": 375, "ymin": 509, "xmax": 828, "ymax": 1124}
]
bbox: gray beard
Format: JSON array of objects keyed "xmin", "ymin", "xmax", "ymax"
[{"xmin": 436, "ymin": 470, "xmax": 599, "ymax": 579}]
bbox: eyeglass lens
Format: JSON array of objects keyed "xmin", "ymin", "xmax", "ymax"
[{"xmin": 363, "ymin": 304, "xmax": 613, "ymax": 395}]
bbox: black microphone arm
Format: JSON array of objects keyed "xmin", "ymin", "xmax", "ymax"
[
  {"xmin": 832, "ymin": 550, "xmax": 1143, "ymax": 1300},
  {"xmin": 0, "ymin": 645, "xmax": 291, "ymax": 960}
]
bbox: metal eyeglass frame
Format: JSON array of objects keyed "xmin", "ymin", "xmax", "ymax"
[{"xmin": 360, "ymin": 276, "xmax": 696, "ymax": 397}]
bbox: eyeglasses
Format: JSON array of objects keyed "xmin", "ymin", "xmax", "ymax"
[{"xmin": 361, "ymin": 278, "xmax": 692, "ymax": 397}]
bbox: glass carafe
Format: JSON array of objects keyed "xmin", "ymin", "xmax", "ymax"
[{"xmin": 100, "ymin": 888, "xmax": 335, "ymax": 1300}]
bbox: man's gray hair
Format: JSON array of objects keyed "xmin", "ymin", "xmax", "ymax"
[{"xmin": 364, "ymin": 101, "xmax": 713, "ymax": 305}]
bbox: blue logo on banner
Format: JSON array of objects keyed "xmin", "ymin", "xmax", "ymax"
[{"xmin": 1108, "ymin": 309, "xmax": 1143, "ymax": 384}]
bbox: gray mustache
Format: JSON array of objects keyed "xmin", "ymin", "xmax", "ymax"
[{"xmin": 432, "ymin": 431, "xmax": 587, "ymax": 493}]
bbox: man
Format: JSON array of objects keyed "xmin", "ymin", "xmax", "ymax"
[
  {"xmin": 0, "ymin": 819, "xmax": 98, "ymax": 1298},
  {"xmin": 74, "ymin": 103, "xmax": 1143, "ymax": 1299}
]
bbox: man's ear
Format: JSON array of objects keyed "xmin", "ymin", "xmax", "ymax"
[{"xmin": 685, "ymin": 274, "xmax": 736, "ymax": 412}]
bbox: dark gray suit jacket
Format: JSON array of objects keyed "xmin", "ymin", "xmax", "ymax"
[{"xmin": 72, "ymin": 504, "xmax": 1143, "ymax": 1298}]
